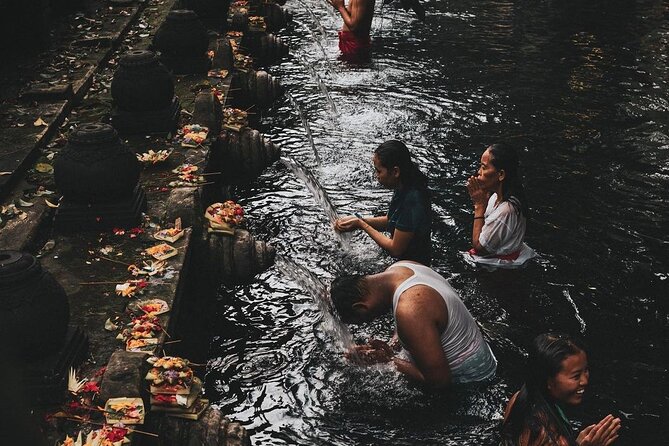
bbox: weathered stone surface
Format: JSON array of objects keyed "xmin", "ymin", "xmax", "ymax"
[
  {"xmin": 99, "ymin": 350, "xmax": 149, "ymax": 401},
  {"xmin": 193, "ymin": 90, "xmax": 222, "ymax": 136},
  {"xmin": 225, "ymin": 421, "xmax": 251, "ymax": 446},
  {"xmin": 153, "ymin": 407, "xmax": 250, "ymax": 446},
  {"xmin": 164, "ymin": 186, "xmax": 204, "ymax": 230},
  {"xmin": 212, "ymin": 38, "xmax": 234, "ymax": 71}
]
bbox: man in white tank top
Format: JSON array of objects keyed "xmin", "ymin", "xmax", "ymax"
[{"xmin": 330, "ymin": 261, "xmax": 497, "ymax": 388}]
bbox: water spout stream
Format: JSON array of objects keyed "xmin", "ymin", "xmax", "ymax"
[
  {"xmin": 280, "ymin": 155, "xmax": 351, "ymax": 249},
  {"xmin": 275, "ymin": 255, "xmax": 354, "ymax": 350},
  {"xmin": 286, "ymin": 92, "xmax": 321, "ymax": 164}
]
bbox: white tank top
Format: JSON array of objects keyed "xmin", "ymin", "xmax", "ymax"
[{"xmin": 390, "ymin": 262, "xmax": 497, "ymax": 383}]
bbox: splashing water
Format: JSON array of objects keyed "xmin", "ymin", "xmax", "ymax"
[
  {"xmin": 275, "ymin": 255, "xmax": 354, "ymax": 350},
  {"xmin": 562, "ymin": 289, "xmax": 587, "ymax": 334},
  {"xmin": 280, "ymin": 155, "xmax": 352, "ymax": 249}
]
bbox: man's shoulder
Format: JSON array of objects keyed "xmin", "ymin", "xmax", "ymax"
[{"xmin": 396, "ymin": 285, "xmax": 445, "ymax": 316}]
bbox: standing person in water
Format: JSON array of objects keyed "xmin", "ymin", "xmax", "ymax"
[
  {"xmin": 328, "ymin": 0, "xmax": 375, "ymax": 61},
  {"xmin": 466, "ymin": 143, "xmax": 536, "ymax": 268},
  {"xmin": 330, "ymin": 261, "xmax": 497, "ymax": 388},
  {"xmin": 335, "ymin": 140, "xmax": 432, "ymax": 265},
  {"xmin": 501, "ymin": 333, "xmax": 622, "ymax": 446}
]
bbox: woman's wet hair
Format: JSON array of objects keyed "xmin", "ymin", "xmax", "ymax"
[
  {"xmin": 375, "ymin": 140, "xmax": 429, "ymax": 194},
  {"xmin": 487, "ymin": 143, "xmax": 528, "ymax": 216},
  {"xmin": 501, "ymin": 333, "xmax": 586, "ymax": 446},
  {"xmin": 330, "ymin": 275, "xmax": 368, "ymax": 324}
]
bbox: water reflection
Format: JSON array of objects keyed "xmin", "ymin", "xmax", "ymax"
[{"xmin": 206, "ymin": 0, "xmax": 668, "ymax": 444}]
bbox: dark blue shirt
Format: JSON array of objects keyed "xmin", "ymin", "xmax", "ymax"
[{"xmin": 387, "ymin": 187, "xmax": 432, "ymax": 265}]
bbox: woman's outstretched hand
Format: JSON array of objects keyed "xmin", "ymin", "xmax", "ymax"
[
  {"xmin": 466, "ymin": 175, "xmax": 488, "ymax": 207},
  {"xmin": 334, "ymin": 216, "xmax": 361, "ymax": 233},
  {"xmin": 577, "ymin": 414, "xmax": 621, "ymax": 446}
]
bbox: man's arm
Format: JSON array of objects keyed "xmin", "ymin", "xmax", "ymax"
[
  {"xmin": 394, "ymin": 286, "xmax": 451, "ymax": 388},
  {"xmin": 329, "ymin": 0, "xmax": 371, "ymax": 32}
]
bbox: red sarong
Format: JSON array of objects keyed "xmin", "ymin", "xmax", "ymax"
[{"xmin": 338, "ymin": 30, "xmax": 371, "ymax": 61}]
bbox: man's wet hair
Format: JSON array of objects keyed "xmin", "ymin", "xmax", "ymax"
[{"xmin": 330, "ymin": 275, "xmax": 368, "ymax": 323}]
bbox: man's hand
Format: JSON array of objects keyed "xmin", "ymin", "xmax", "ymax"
[
  {"xmin": 345, "ymin": 339, "xmax": 394, "ymax": 365},
  {"xmin": 577, "ymin": 414, "xmax": 621, "ymax": 446},
  {"xmin": 329, "ymin": 0, "xmax": 344, "ymax": 9}
]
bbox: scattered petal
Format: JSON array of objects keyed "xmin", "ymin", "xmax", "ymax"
[{"xmin": 35, "ymin": 163, "xmax": 54, "ymax": 173}]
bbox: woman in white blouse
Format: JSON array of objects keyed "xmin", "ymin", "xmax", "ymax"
[{"xmin": 465, "ymin": 144, "xmax": 536, "ymax": 268}]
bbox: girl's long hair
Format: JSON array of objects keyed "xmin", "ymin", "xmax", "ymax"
[
  {"xmin": 501, "ymin": 333, "xmax": 585, "ymax": 446},
  {"xmin": 374, "ymin": 140, "xmax": 429, "ymax": 197},
  {"xmin": 487, "ymin": 143, "xmax": 528, "ymax": 216}
]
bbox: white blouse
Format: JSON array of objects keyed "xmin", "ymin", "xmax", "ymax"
[{"xmin": 464, "ymin": 193, "xmax": 536, "ymax": 269}]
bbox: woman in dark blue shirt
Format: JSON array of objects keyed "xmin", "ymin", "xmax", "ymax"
[{"xmin": 335, "ymin": 140, "xmax": 432, "ymax": 265}]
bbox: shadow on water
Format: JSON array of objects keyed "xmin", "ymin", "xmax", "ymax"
[{"xmin": 205, "ymin": 0, "xmax": 669, "ymax": 444}]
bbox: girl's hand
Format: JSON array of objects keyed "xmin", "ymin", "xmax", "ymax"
[
  {"xmin": 577, "ymin": 414, "xmax": 621, "ymax": 446},
  {"xmin": 466, "ymin": 175, "xmax": 488, "ymax": 207},
  {"xmin": 334, "ymin": 216, "xmax": 360, "ymax": 233},
  {"xmin": 328, "ymin": 0, "xmax": 344, "ymax": 8}
]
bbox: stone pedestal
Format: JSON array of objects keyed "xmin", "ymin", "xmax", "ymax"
[
  {"xmin": 111, "ymin": 49, "xmax": 180, "ymax": 135},
  {"xmin": 182, "ymin": 0, "xmax": 230, "ymax": 30},
  {"xmin": 0, "ymin": 250, "xmax": 70, "ymax": 360},
  {"xmin": 20, "ymin": 326, "xmax": 89, "ymax": 406},
  {"xmin": 54, "ymin": 123, "xmax": 147, "ymax": 231},
  {"xmin": 153, "ymin": 10, "xmax": 211, "ymax": 75},
  {"xmin": 55, "ymin": 184, "xmax": 147, "ymax": 231}
]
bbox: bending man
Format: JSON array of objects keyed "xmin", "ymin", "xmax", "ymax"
[
  {"xmin": 330, "ymin": 261, "xmax": 497, "ymax": 388},
  {"xmin": 329, "ymin": 0, "xmax": 376, "ymax": 61}
]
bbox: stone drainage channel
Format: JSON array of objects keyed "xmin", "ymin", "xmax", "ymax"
[{"xmin": 0, "ymin": 0, "xmax": 294, "ymax": 445}]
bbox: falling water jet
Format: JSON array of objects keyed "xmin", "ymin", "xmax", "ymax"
[
  {"xmin": 280, "ymin": 155, "xmax": 351, "ymax": 249},
  {"xmin": 286, "ymin": 92, "xmax": 321, "ymax": 164},
  {"xmin": 275, "ymin": 255, "xmax": 354, "ymax": 351},
  {"xmin": 298, "ymin": 36, "xmax": 334, "ymax": 79},
  {"xmin": 296, "ymin": 0, "xmax": 328, "ymax": 38},
  {"xmin": 314, "ymin": 71, "xmax": 338, "ymax": 117},
  {"xmin": 297, "ymin": 54, "xmax": 338, "ymax": 125}
]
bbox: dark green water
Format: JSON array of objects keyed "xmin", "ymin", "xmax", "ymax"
[{"xmin": 206, "ymin": 1, "xmax": 668, "ymax": 444}]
